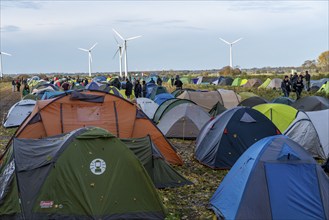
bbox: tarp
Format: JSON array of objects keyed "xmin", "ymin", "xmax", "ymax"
[{"xmin": 3, "ymin": 100, "xmax": 36, "ymax": 128}]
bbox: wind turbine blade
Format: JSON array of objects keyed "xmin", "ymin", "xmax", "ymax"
[
  {"xmin": 90, "ymin": 43, "xmax": 98, "ymax": 50},
  {"xmin": 219, "ymin": 38, "xmax": 231, "ymax": 45},
  {"xmin": 126, "ymin": 35, "xmax": 142, "ymax": 41},
  {"xmin": 112, "ymin": 48, "xmax": 120, "ymax": 59},
  {"xmin": 113, "ymin": 35, "xmax": 119, "ymax": 44},
  {"xmin": 232, "ymin": 38, "xmax": 243, "ymax": 44},
  {"xmin": 1, "ymin": 52, "xmax": 12, "ymax": 56},
  {"xmin": 78, "ymin": 48, "xmax": 89, "ymax": 52},
  {"xmin": 112, "ymin": 29, "xmax": 124, "ymax": 41}
]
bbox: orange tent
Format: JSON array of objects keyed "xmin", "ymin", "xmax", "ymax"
[{"xmin": 15, "ymin": 91, "xmax": 183, "ymax": 165}]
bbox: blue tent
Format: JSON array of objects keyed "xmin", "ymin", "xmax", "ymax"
[
  {"xmin": 210, "ymin": 135, "xmax": 329, "ymax": 220},
  {"xmin": 85, "ymin": 81, "xmax": 102, "ymax": 90},
  {"xmin": 41, "ymin": 91, "xmax": 72, "ymax": 100},
  {"xmin": 154, "ymin": 93, "xmax": 174, "ymax": 105},
  {"xmin": 93, "ymin": 76, "xmax": 107, "ymax": 82},
  {"xmin": 145, "ymin": 83, "xmax": 157, "ymax": 98}
]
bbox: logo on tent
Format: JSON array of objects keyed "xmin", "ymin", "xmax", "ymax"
[{"xmin": 90, "ymin": 159, "xmax": 106, "ymax": 175}]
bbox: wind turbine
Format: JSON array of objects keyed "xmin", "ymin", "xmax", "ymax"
[
  {"xmin": 78, "ymin": 43, "xmax": 98, "ymax": 77},
  {"xmin": 112, "ymin": 29, "xmax": 142, "ymax": 79},
  {"xmin": 0, "ymin": 51, "xmax": 12, "ymax": 79},
  {"xmin": 219, "ymin": 38, "xmax": 243, "ymax": 68},
  {"xmin": 113, "ymin": 37, "xmax": 124, "ymax": 78}
]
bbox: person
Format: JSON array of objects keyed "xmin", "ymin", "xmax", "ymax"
[
  {"xmin": 174, "ymin": 76, "xmax": 183, "ymax": 90},
  {"xmin": 142, "ymin": 80, "xmax": 147, "ymax": 97},
  {"xmin": 22, "ymin": 84, "xmax": 30, "ymax": 97},
  {"xmin": 171, "ymin": 76, "xmax": 175, "ymax": 87},
  {"xmin": 125, "ymin": 78, "xmax": 133, "ymax": 99},
  {"xmin": 61, "ymin": 80, "xmax": 70, "ymax": 91},
  {"xmin": 291, "ymin": 72, "xmax": 298, "ymax": 91},
  {"xmin": 11, "ymin": 79, "xmax": 16, "ymax": 92},
  {"xmin": 305, "ymin": 70, "xmax": 311, "ymax": 91},
  {"xmin": 156, "ymin": 76, "xmax": 162, "ymax": 86},
  {"xmin": 293, "ymin": 76, "xmax": 304, "ymax": 100},
  {"xmin": 281, "ymin": 75, "xmax": 291, "ymax": 97},
  {"xmin": 84, "ymin": 78, "xmax": 89, "ymax": 86},
  {"xmin": 16, "ymin": 79, "xmax": 21, "ymax": 92},
  {"xmin": 134, "ymin": 80, "xmax": 142, "ymax": 98}
]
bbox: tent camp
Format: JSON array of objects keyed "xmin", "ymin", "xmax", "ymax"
[
  {"xmin": 253, "ymin": 103, "xmax": 298, "ymax": 132},
  {"xmin": 284, "ymin": 109, "xmax": 329, "ymax": 159},
  {"xmin": 136, "ymin": 98, "xmax": 159, "ymax": 119},
  {"xmin": 0, "ymin": 127, "xmax": 166, "ymax": 219},
  {"xmin": 217, "ymin": 89, "xmax": 241, "ymax": 109},
  {"xmin": 238, "ymin": 96, "xmax": 268, "ymax": 107},
  {"xmin": 272, "ymin": 96, "xmax": 295, "ymax": 105},
  {"xmin": 231, "ymin": 78, "xmax": 242, "ymax": 86},
  {"xmin": 157, "ymin": 103, "xmax": 211, "ymax": 139},
  {"xmin": 121, "ymin": 135, "xmax": 192, "ymax": 188},
  {"xmin": 258, "ymin": 78, "xmax": 271, "ymax": 89},
  {"xmin": 195, "ymin": 107, "xmax": 280, "ymax": 169},
  {"xmin": 149, "ymin": 86, "xmax": 168, "ymax": 100},
  {"xmin": 209, "ymin": 102, "xmax": 227, "ymax": 117},
  {"xmin": 177, "ymin": 91, "xmax": 224, "ymax": 111},
  {"xmin": 266, "ymin": 78, "xmax": 282, "ymax": 89},
  {"xmin": 13, "ymin": 90, "xmax": 182, "ymax": 165},
  {"xmin": 292, "ymin": 96, "xmax": 329, "ymax": 111},
  {"xmin": 210, "ymin": 135, "xmax": 329, "ymax": 220},
  {"xmin": 242, "ymin": 78, "xmax": 262, "ymax": 88},
  {"xmin": 154, "ymin": 93, "xmax": 174, "ymax": 105},
  {"xmin": 3, "ymin": 100, "xmax": 36, "ymax": 128},
  {"xmin": 153, "ymin": 99, "xmax": 195, "ymax": 123}
]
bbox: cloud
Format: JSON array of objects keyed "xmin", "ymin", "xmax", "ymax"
[
  {"xmin": 1, "ymin": 1, "xmax": 42, "ymax": 9},
  {"xmin": 0, "ymin": 25, "xmax": 21, "ymax": 32}
]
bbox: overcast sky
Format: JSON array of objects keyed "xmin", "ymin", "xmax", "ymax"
[{"xmin": 1, "ymin": 1, "xmax": 328, "ymax": 74}]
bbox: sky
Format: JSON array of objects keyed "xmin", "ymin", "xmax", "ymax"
[{"xmin": 0, "ymin": 0, "xmax": 328, "ymax": 74}]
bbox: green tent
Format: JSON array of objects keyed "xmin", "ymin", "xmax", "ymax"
[
  {"xmin": 253, "ymin": 103, "xmax": 298, "ymax": 132},
  {"xmin": 121, "ymin": 136, "xmax": 192, "ymax": 188},
  {"xmin": 317, "ymin": 82, "xmax": 329, "ymax": 95},
  {"xmin": 231, "ymin": 78, "xmax": 242, "ymax": 86},
  {"xmin": 209, "ymin": 101, "xmax": 227, "ymax": 117},
  {"xmin": 180, "ymin": 77, "xmax": 190, "ymax": 85},
  {"xmin": 258, "ymin": 78, "xmax": 271, "ymax": 89},
  {"xmin": 240, "ymin": 78, "xmax": 248, "ymax": 86},
  {"xmin": 153, "ymin": 98, "xmax": 196, "ymax": 123},
  {"xmin": 0, "ymin": 127, "xmax": 166, "ymax": 219}
]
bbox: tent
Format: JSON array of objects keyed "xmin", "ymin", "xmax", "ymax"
[
  {"xmin": 253, "ymin": 103, "xmax": 298, "ymax": 132},
  {"xmin": 266, "ymin": 78, "xmax": 282, "ymax": 89},
  {"xmin": 136, "ymin": 98, "xmax": 159, "ymax": 119},
  {"xmin": 3, "ymin": 100, "xmax": 36, "ymax": 128},
  {"xmin": 0, "ymin": 127, "xmax": 166, "ymax": 219},
  {"xmin": 242, "ymin": 78, "xmax": 262, "ymax": 88},
  {"xmin": 107, "ymin": 86, "xmax": 123, "ymax": 97},
  {"xmin": 195, "ymin": 107, "xmax": 280, "ymax": 169},
  {"xmin": 258, "ymin": 78, "xmax": 271, "ymax": 89},
  {"xmin": 291, "ymin": 96, "xmax": 329, "ymax": 111},
  {"xmin": 171, "ymin": 88, "xmax": 195, "ymax": 97},
  {"xmin": 149, "ymin": 86, "xmax": 168, "ymax": 100},
  {"xmin": 218, "ymin": 77, "xmax": 233, "ymax": 86},
  {"xmin": 272, "ymin": 96, "xmax": 295, "ymax": 105},
  {"xmin": 145, "ymin": 83, "xmax": 157, "ymax": 98},
  {"xmin": 238, "ymin": 96, "xmax": 268, "ymax": 107},
  {"xmin": 13, "ymin": 90, "xmax": 182, "ymax": 165},
  {"xmin": 323, "ymin": 158, "xmax": 329, "ymax": 172},
  {"xmin": 93, "ymin": 75, "xmax": 107, "ymax": 82},
  {"xmin": 231, "ymin": 78, "xmax": 242, "ymax": 86},
  {"xmin": 153, "ymin": 99, "xmax": 195, "ymax": 123},
  {"xmin": 209, "ymin": 102, "xmax": 227, "ymax": 117},
  {"xmin": 157, "ymin": 103, "xmax": 211, "ymax": 139},
  {"xmin": 177, "ymin": 91, "xmax": 224, "ymax": 111},
  {"xmin": 217, "ymin": 89, "xmax": 241, "ymax": 109},
  {"xmin": 35, "ymin": 83, "xmax": 59, "ymax": 91},
  {"xmin": 180, "ymin": 77, "xmax": 190, "ymax": 84},
  {"xmin": 240, "ymin": 79, "xmax": 248, "ymax": 86},
  {"xmin": 317, "ymin": 81, "xmax": 329, "ymax": 94},
  {"xmin": 284, "ymin": 109, "xmax": 329, "ymax": 159},
  {"xmin": 154, "ymin": 93, "xmax": 174, "ymax": 105},
  {"xmin": 238, "ymin": 92, "xmax": 258, "ymax": 100},
  {"xmin": 211, "ymin": 76, "xmax": 225, "ymax": 85},
  {"xmin": 210, "ymin": 135, "xmax": 329, "ymax": 220},
  {"xmin": 41, "ymin": 91, "xmax": 73, "ymax": 100},
  {"xmin": 121, "ymin": 135, "xmax": 192, "ymax": 188},
  {"xmin": 311, "ymin": 78, "xmax": 329, "ymax": 89}
]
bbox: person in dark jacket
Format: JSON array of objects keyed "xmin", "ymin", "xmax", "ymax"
[
  {"xmin": 16, "ymin": 80, "xmax": 21, "ymax": 92},
  {"xmin": 170, "ymin": 76, "xmax": 175, "ymax": 86},
  {"xmin": 305, "ymin": 71, "xmax": 311, "ymax": 91},
  {"xmin": 281, "ymin": 75, "xmax": 291, "ymax": 97},
  {"xmin": 174, "ymin": 76, "xmax": 183, "ymax": 90},
  {"xmin": 11, "ymin": 80, "xmax": 16, "ymax": 92},
  {"xmin": 293, "ymin": 76, "xmax": 304, "ymax": 100},
  {"xmin": 291, "ymin": 72, "xmax": 298, "ymax": 91},
  {"xmin": 156, "ymin": 76, "xmax": 162, "ymax": 86},
  {"xmin": 134, "ymin": 80, "xmax": 142, "ymax": 98},
  {"xmin": 142, "ymin": 80, "xmax": 147, "ymax": 97},
  {"xmin": 125, "ymin": 78, "xmax": 133, "ymax": 99}
]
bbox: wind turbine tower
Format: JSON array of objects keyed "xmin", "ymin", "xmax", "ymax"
[
  {"xmin": 78, "ymin": 43, "xmax": 98, "ymax": 77},
  {"xmin": 0, "ymin": 51, "xmax": 12, "ymax": 79},
  {"xmin": 219, "ymin": 38, "xmax": 243, "ymax": 68},
  {"xmin": 112, "ymin": 29, "xmax": 142, "ymax": 78},
  {"xmin": 113, "ymin": 38, "xmax": 124, "ymax": 78}
]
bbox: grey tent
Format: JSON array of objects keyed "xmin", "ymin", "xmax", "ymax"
[
  {"xmin": 121, "ymin": 136, "xmax": 192, "ymax": 188},
  {"xmin": 242, "ymin": 78, "xmax": 262, "ymax": 88},
  {"xmin": 157, "ymin": 103, "xmax": 211, "ymax": 139},
  {"xmin": 266, "ymin": 78, "xmax": 282, "ymax": 89},
  {"xmin": 218, "ymin": 77, "xmax": 233, "ymax": 86},
  {"xmin": 292, "ymin": 96, "xmax": 329, "ymax": 111},
  {"xmin": 284, "ymin": 109, "xmax": 329, "ymax": 159},
  {"xmin": 209, "ymin": 102, "xmax": 227, "ymax": 117},
  {"xmin": 136, "ymin": 98, "xmax": 159, "ymax": 119},
  {"xmin": 238, "ymin": 96, "xmax": 268, "ymax": 107},
  {"xmin": 3, "ymin": 99, "xmax": 36, "ymax": 128}
]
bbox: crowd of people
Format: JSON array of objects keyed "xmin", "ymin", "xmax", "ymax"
[{"xmin": 281, "ymin": 71, "xmax": 311, "ymax": 100}]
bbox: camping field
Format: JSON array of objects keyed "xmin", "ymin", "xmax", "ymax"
[{"xmin": 0, "ymin": 80, "xmax": 328, "ymax": 219}]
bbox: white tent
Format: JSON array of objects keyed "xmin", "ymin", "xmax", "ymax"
[
  {"xmin": 284, "ymin": 109, "xmax": 329, "ymax": 159},
  {"xmin": 217, "ymin": 89, "xmax": 241, "ymax": 109},
  {"xmin": 136, "ymin": 98, "xmax": 159, "ymax": 119},
  {"xmin": 3, "ymin": 99, "xmax": 36, "ymax": 128}
]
